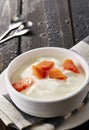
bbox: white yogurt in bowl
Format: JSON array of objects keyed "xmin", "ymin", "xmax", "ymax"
[{"xmin": 11, "ymin": 57, "xmax": 85, "ymax": 100}]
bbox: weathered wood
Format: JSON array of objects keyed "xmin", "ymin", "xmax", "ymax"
[
  {"xmin": 0, "ymin": 0, "xmax": 23, "ymax": 129},
  {"xmin": 20, "ymin": 0, "xmax": 74, "ymax": 53},
  {"xmin": 43, "ymin": 0, "xmax": 74, "ymax": 48},
  {"xmin": 21, "ymin": 0, "xmax": 49, "ymax": 53},
  {"xmin": 0, "ymin": 0, "xmax": 21, "ymax": 73},
  {"xmin": 70, "ymin": 0, "xmax": 89, "ymax": 43}
]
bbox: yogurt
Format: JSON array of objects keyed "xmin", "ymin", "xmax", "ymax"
[{"xmin": 12, "ymin": 57, "xmax": 85, "ymax": 100}]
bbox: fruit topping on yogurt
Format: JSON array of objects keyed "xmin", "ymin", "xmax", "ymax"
[
  {"xmin": 12, "ymin": 77, "xmax": 33, "ymax": 92},
  {"xmin": 63, "ymin": 59, "xmax": 80, "ymax": 73}
]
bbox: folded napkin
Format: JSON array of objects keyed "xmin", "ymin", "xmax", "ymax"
[{"xmin": 0, "ymin": 92, "xmax": 89, "ymax": 130}]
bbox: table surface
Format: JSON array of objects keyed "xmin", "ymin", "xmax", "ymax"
[{"xmin": 0, "ymin": 0, "xmax": 89, "ymax": 129}]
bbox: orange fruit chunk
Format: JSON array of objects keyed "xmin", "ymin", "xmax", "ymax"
[
  {"xmin": 63, "ymin": 59, "xmax": 79, "ymax": 73},
  {"xmin": 12, "ymin": 77, "xmax": 33, "ymax": 92},
  {"xmin": 32, "ymin": 65, "xmax": 46, "ymax": 79},
  {"xmin": 48, "ymin": 68, "xmax": 67, "ymax": 80},
  {"xmin": 38, "ymin": 60, "xmax": 54, "ymax": 70}
]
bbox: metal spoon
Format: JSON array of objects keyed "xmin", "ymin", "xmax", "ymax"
[
  {"xmin": 0, "ymin": 15, "xmax": 24, "ymax": 40},
  {"xmin": 0, "ymin": 21, "xmax": 33, "ymax": 44}
]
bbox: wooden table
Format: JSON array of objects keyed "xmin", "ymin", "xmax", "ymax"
[{"xmin": 0, "ymin": 0, "xmax": 89, "ymax": 129}]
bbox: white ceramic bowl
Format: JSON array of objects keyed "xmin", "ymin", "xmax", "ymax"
[{"xmin": 5, "ymin": 47, "xmax": 89, "ymax": 117}]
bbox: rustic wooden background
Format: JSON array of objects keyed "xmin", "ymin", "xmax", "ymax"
[{"xmin": 0, "ymin": 0, "xmax": 89, "ymax": 129}]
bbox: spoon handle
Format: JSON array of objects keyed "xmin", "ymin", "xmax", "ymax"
[
  {"xmin": 0, "ymin": 28, "xmax": 11, "ymax": 41},
  {"xmin": 0, "ymin": 34, "xmax": 15, "ymax": 44}
]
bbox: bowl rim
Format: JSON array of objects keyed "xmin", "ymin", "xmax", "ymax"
[{"xmin": 5, "ymin": 47, "xmax": 89, "ymax": 103}]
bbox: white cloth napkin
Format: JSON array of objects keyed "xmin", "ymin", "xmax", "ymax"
[{"xmin": 71, "ymin": 39, "xmax": 89, "ymax": 64}]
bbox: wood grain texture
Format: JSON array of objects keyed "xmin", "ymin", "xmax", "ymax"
[
  {"xmin": 0, "ymin": 0, "xmax": 21, "ymax": 73},
  {"xmin": 21, "ymin": 0, "xmax": 49, "ymax": 53},
  {"xmin": 20, "ymin": 0, "xmax": 74, "ymax": 54},
  {"xmin": 70, "ymin": 0, "xmax": 89, "ymax": 43},
  {"xmin": 43, "ymin": 0, "xmax": 74, "ymax": 48}
]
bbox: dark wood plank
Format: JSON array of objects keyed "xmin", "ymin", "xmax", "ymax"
[
  {"xmin": 0, "ymin": 1, "xmax": 23, "ymax": 129},
  {"xmin": 70, "ymin": 1, "xmax": 89, "ymax": 129},
  {"xmin": 43, "ymin": 0, "xmax": 74, "ymax": 48},
  {"xmin": 47, "ymin": 0, "xmax": 74, "ymax": 48},
  {"xmin": 21, "ymin": 0, "xmax": 49, "ymax": 52},
  {"xmin": 0, "ymin": 0, "xmax": 22, "ymax": 129},
  {"xmin": 70, "ymin": 0, "xmax": 89, "ymax": 43},
  {"xmin": 0, "ymin": 0, "xmax": 21, "ymax": 73},
  {"xmin": 20, "ymin": 0, "xmax": 74, "ymax": 54}
]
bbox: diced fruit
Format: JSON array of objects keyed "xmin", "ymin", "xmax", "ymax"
[
  {"xmin": 32, "ymin": 65, "xmax": 46, "ymax": 79},
  {"xmin": 12, "ymin": 77, "xmax": 33, "ymax": 92},
  {"xmin": 63, "ymin": 59, "xmax": 79, "ymax": 73},
  {"xmin": 38, "ymin": 60, "xmax": 54, "ymax": 70},
  {"xmin": 48, "ymin": 68, "xmax": 67, "ymax": 80}
]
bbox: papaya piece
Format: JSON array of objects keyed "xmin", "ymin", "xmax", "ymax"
[
  {"xmin": 48, "ymin": 68, "xmax": 67, "ymax": 80},
  {"xmin": 63, "ymin": 59, "xmax": 79, "ymax": 73},
  {"xmin": 12, "ymin": 77, "xmax": 33, "ymax": 92},
  {"xmin": 32, "ymin": 65, "xmax": 46, "ymax": 79},
  {"xmin": 38, "ymin": 60, "xmax": 54, "ymax": 70}
]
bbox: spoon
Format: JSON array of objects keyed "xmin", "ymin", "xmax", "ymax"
[
  {"xmin": 0, "ymin": 15, "xmax": 24, "ymax": 40},
  {"xmin": 0, "ymin": 21, "xmax": 33, "ymax": 44}
]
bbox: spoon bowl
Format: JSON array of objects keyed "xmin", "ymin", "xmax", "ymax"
[{"xmin": 14, "ymin": 21, "xmax": 33, "ymax": 36}]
